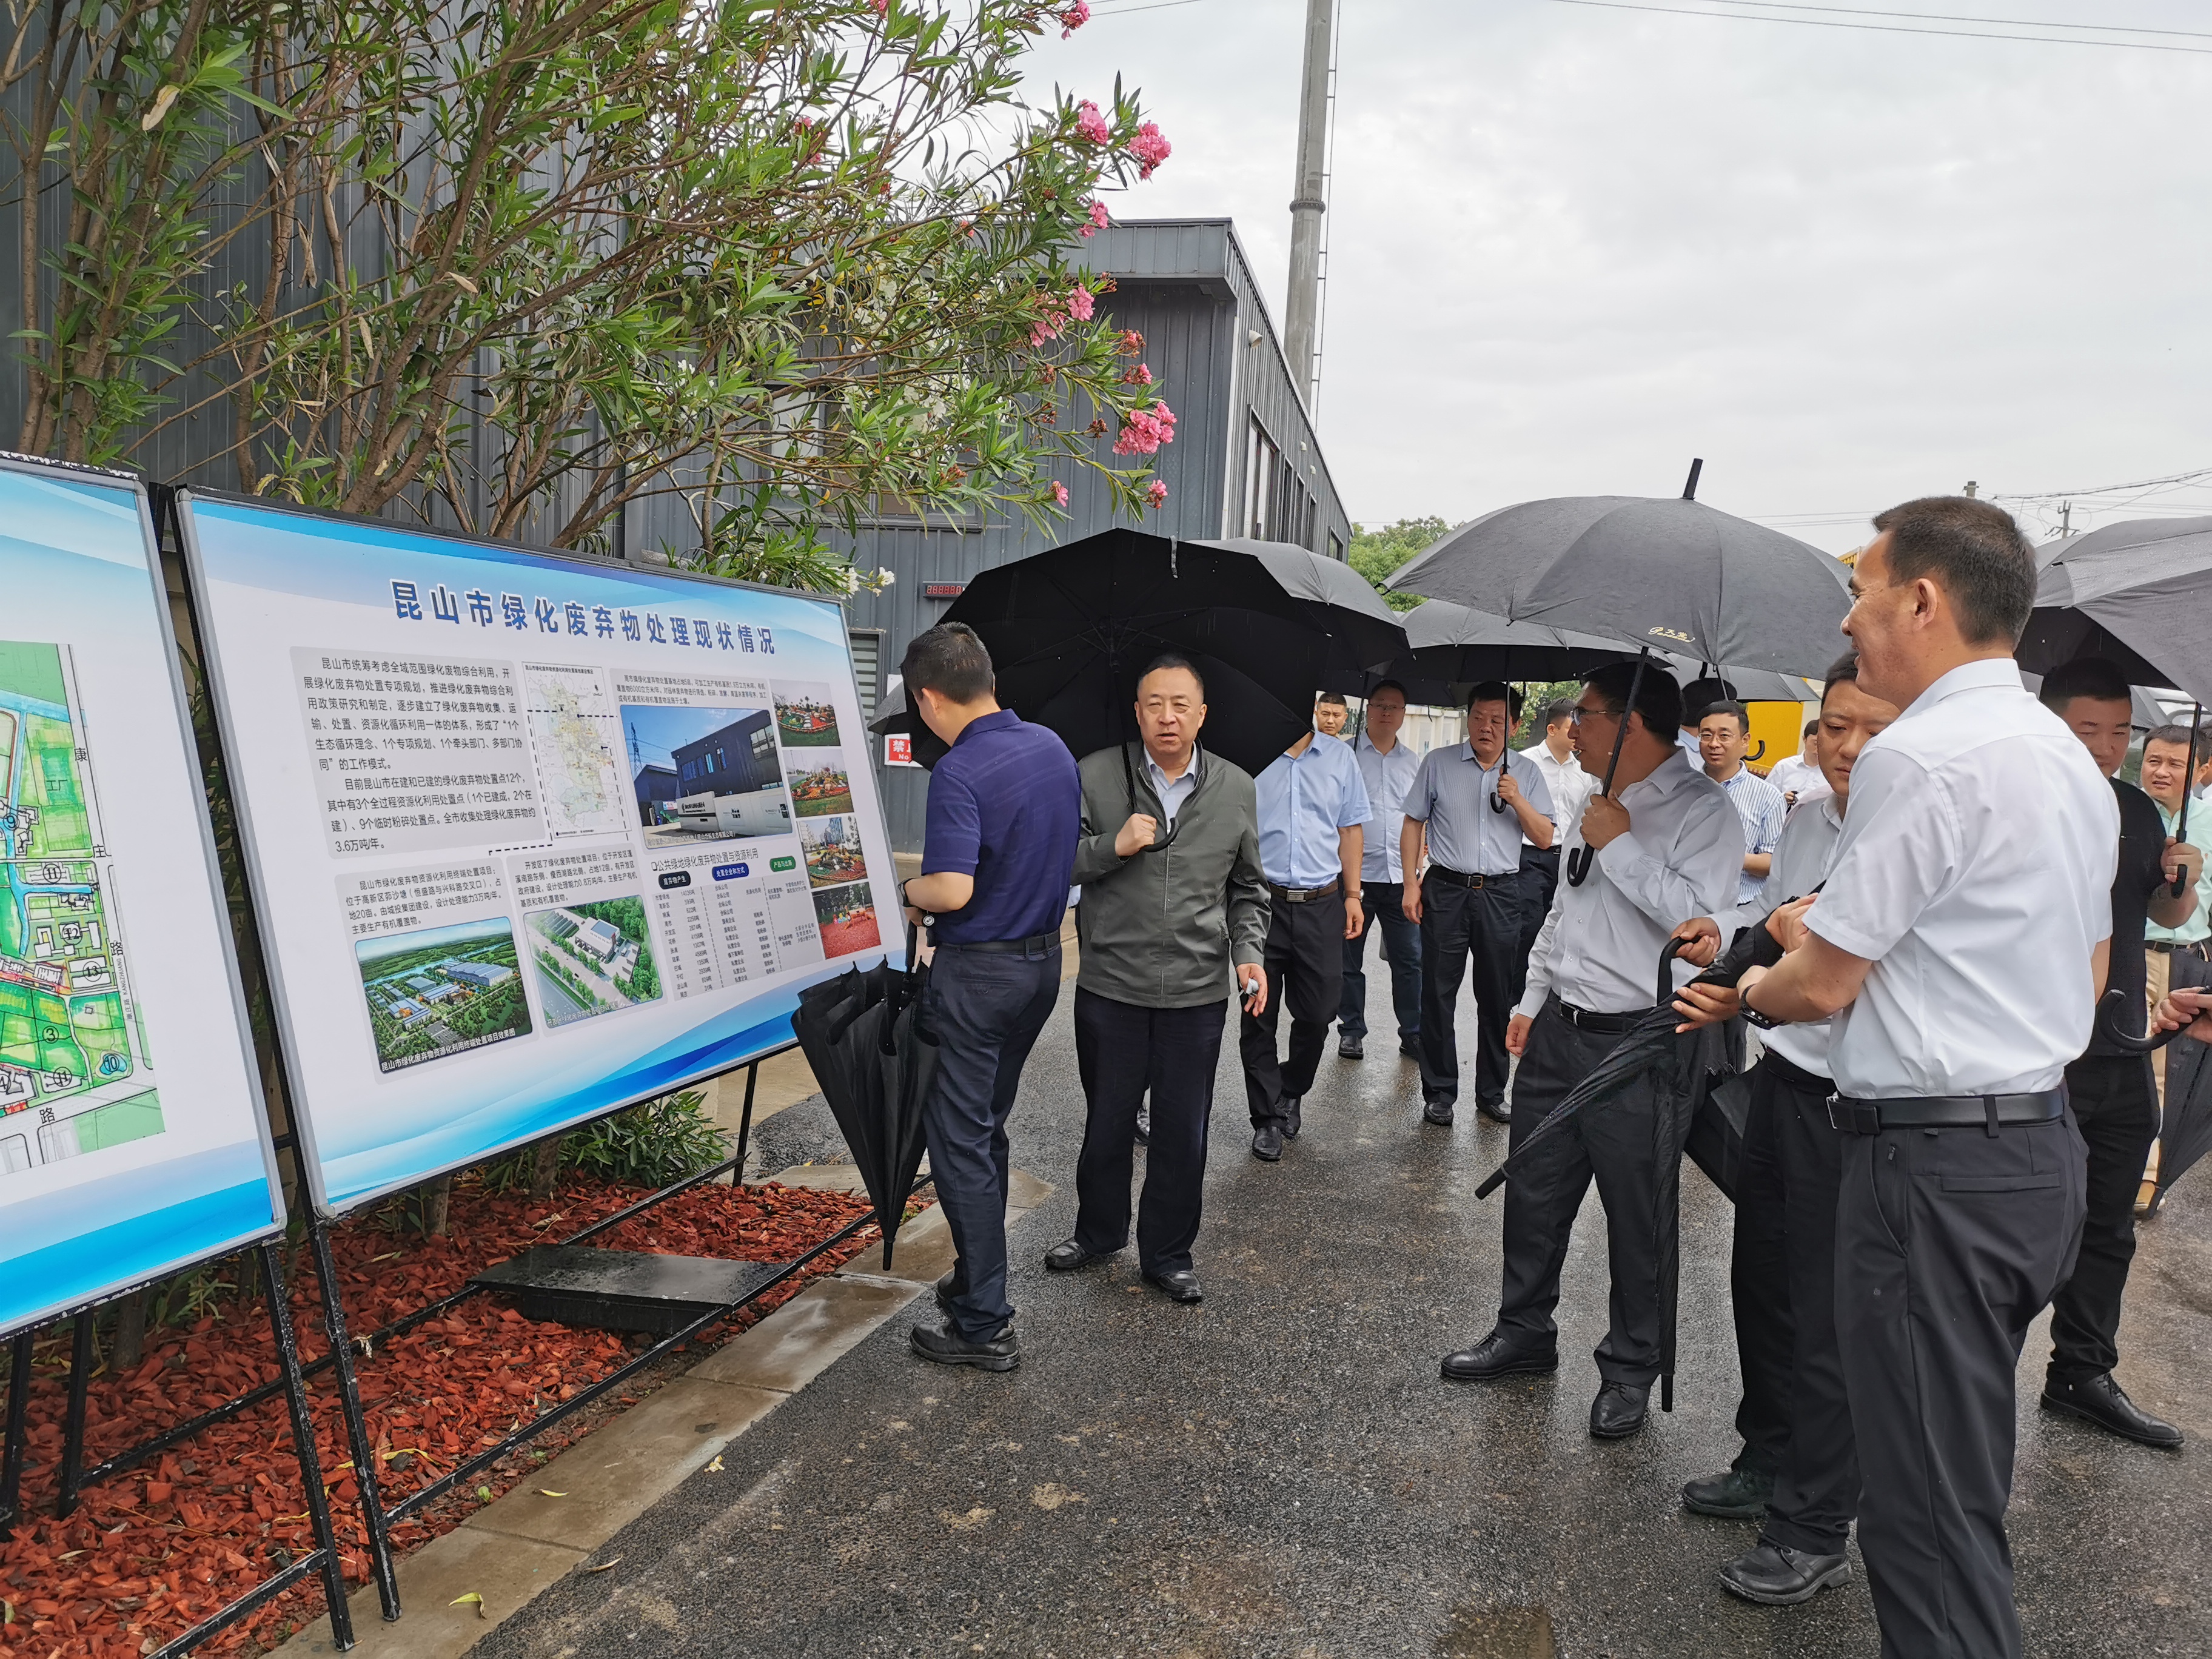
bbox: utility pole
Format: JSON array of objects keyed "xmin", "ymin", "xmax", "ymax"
[{"xmin": 1283, "ymin": 0, "xmax": 1333, "ymax": 410}]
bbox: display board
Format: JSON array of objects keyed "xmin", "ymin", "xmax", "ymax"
[
  {"xmin": 0, "ymin": 459, "xmax": 285, "ymax": 1339},
  {"xmin": 178, "ymin": 492, "xmax": 900, "ymax": 1216}
]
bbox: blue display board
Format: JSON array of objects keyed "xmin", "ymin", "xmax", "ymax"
[
  {"xmin": 178, "ymin": 492, "xmax": 900, "ymax": 1216},
  {"xmin": 0, "ymin": 459, "xmax": 285, "ymax": 1339}
]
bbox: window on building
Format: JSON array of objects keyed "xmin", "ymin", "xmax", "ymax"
[
  {"xmin": 751, "ymin": 726, "xmax": 774, "ymax": 757},
  {"xmin": 848, "ymin": 630, "xmax": 882, "ymax": 717},
  {"xmin": 1246, "ymin": 417, "xmax": 1281, "ymax": 540},
  {"xmin": 1328, "ymin": 531, "xmax": 1344, "ymax": 563}
]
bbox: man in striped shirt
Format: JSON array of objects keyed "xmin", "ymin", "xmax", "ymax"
[{"xmin": 1698, "ymin": 699, "xmax": 1786, "ymax": 907}]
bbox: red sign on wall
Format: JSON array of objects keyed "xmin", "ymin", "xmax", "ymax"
[{"xmin": 885, "ymin": 733, "xmax": 919, "ymax": 767}]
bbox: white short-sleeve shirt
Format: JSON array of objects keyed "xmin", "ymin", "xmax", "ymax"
[{"xmin": 1806, "ymin": 658, "xmax": 2118, "ymax": 1099}]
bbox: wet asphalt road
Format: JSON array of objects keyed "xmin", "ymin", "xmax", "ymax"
[{"xmin": 480, "ymin": 992, "xmax": 2212, "ymax": 1658}]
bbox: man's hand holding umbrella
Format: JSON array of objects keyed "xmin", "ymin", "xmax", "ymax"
[{"xmin": 2153, "ymin": 987, "xmax": 2212, "ymax": 1045}]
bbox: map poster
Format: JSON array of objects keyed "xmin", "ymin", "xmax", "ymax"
[
  {"xmin": 178, "ymin": 491, "xmax": 899, "ymax": 1217},
  {"xmin": 0, "ymin": 458, "xmax": 284, "ymax": 1341}
]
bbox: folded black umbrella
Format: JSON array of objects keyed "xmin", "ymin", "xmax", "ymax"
[{"xmin": 790, "ymin": 928, "xmax": 937, "ymax": 1267}]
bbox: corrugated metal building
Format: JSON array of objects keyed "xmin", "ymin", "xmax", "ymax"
[{"xmin": 839, "ymin": 218, "xmax": 1354, "ymax": 850}]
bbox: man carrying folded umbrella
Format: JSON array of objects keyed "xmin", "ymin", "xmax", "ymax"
[
  {"xmin": 1439, "ymin": 662, "xmax": 1738, "ymax": 1439},
  {"xmin": 897, "ymin": 622, "xmax": 1081, "ymax": 1372},
  {"xmin": 1666, "ymin": 651, "xmax": 1899, "ymax": 1607},
  {"xmin": 1734, "ymin": 497, "xmax": 2108, "ymax": 1659},
  {"xmin": 1046, "ymin": 654, "xmax": 1270, "ymax": 1303}
]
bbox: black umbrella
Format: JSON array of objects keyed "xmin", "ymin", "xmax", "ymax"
[
  {"xmin": 789, "ymin": 927, "xmax": 937, "ymax": 1267},
  {"xmin": 2151, "ymin": 1007, "xmax": 2212, "ymax": 1217},
  {"xmin": 879, "ymin": 529, "xmax": 1408, "ymax": 776}
]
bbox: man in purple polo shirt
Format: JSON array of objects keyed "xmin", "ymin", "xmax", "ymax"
[{"xmin": 898, "ymin": 623, "xmax": 1081, "ymax": 1372}]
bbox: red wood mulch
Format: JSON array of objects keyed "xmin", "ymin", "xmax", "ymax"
[{"xmin": 0, "ymin": 1174, "xmax": 905, "ymax": 1658}]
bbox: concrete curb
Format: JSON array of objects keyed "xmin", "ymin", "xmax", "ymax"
[{"xmin": 275, "ymin": 1168, "xmax": 1053, "ymax": 1658}]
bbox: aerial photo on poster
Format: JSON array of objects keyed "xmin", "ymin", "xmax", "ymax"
[
  {"xmin": 624, "ymin": 702, "xmax": 791, "ymax": 846},
  {"xmin": 799, "ymin": 814, "xmax": 869, "ymax": 890},
  {"xmin": 773, "ymin": 680, "xmax": 843, "ymax": 748},
  {"xmin": 525, "ymin": 895, "xmax": 662, "ymax": 1028},
  {"xmin": 523, "ymin": 661, "xmax": 629, "ymax": 839},
  {"xmin": 1, "ymin": 641, "xmax": 163, "ymax": 1178},
  {"xmin": 355, "ymin": 916, "xmax": 532, "ymax": 1071},
  {"xmin": 787, "ymin": 756, "xmax": 855, "ymax": 819},
  {"xmin": 813, "ymin": 879, "xmax": 881, "ymax": 958}
]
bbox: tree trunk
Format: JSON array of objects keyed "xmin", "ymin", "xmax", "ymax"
[
  {"xmin": 422, "ymin": 1175, "xmax": 452, "ymax": 1238},
  {"xmin": 113, "ymin": 1292, "xmax": 148, "ymax": 1371},
  {"xmin": 529, "ymin": 1136, "xmax": 563, "ymax": 1201}
]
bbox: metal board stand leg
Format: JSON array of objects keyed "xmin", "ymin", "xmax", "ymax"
[
  {"xmin": 1, "ymin": 1331, "xmax": 30, "ymax": 1537},
  {"xmin": 309, "ymin": 1217, "xmax": 402, "ymax": 1621},
  {"xmin": 56, "ymin": 1310, "xmax": 93, "ymax": 1518},
  {"xmin": 263, "ymin": 1239, "xmax": 356, "ymax": 1651}
]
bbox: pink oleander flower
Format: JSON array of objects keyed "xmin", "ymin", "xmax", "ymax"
[
  {"xmin": 1074, "ymin": 99, "xmax": 1113, "ymax": 146},
  {"xmin": 1067, "ymin": 283, "xmax": 1094, "ymax": 321},
  {"xmin": 1030, "ymin": 316, "xmax": 1061, "ymax": 347},
  {"xmin": 1053, "ymin": 481, "xmax": 1070, "ymax": 507},
  {"xmin": 1128, "ymin": 121, "xmax": 1171, "ymax": 179},
  {"xmin": 1111, "ymin": 400, "xmax": 1178, "ymax": 457},
  {"xmin": 1060, "ymin": 1, "xmax": 1090, "ymax": 37},
  {"xmin": 1085, "ymin": 200, "xmax": 1110, "ymax": 236},
  {"xmin": 1146, "ymin": 478, "xmax": 1168, "ymax": 508},
  {"xmin": 1122, "ymin": 363, "xmax": 1152, "ymax": 386},
  {"xmin": 870, "ymin": 0, "xmax": 886, "ymax": 12}
]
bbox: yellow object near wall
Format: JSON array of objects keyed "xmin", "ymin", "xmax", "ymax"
[{"xmin": 1746, "ymin": 699, "xmax": 1822, "ymax": 777}]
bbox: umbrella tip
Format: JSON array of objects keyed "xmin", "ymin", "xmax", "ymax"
[{"xmin": 1682, "ymin": 458, "xmax": 1703, "ymax": 501}]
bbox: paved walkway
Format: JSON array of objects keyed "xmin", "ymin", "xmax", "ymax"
[{"xmin": 478, "ymin": 993, "xmax": 2212, "ymax": 1658}]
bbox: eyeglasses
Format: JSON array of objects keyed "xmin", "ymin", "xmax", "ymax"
[{"xmin": 1567, "ymin": 703, "xmax": 1622, "ymax": 724}]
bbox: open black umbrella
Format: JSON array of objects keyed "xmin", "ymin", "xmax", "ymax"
[
  {"xmin": 877, "ymin": 529, "xmax": 1407, "ymax": 776},
  {"xmin": 2019, "ymin": 515, "xmax": 2212, "ymax": 706},
  {"xmin": 789, "ymin": 928, "xmax": 936, "ymax": 1267},
  {"xmin": 1319, "ymin": 598, "xmax": 1634, "ymax": 709}
]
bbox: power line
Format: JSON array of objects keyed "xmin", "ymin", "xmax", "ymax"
[
  {"xmin": 1543, "ymin": 0, "xmax": 2212, "ymax": 54},
  {"xmin": 1991, "ymin": 464, "xmax": 2212, "ymax": 501},
  {"xmin": 1697, "ymin": 1, "xmax": 2212, "ymax": 42}
]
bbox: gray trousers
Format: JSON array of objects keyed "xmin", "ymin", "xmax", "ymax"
[{"xmin": 1836, "ymin": 1110, "xmax": 2086, "ymax": 1659}]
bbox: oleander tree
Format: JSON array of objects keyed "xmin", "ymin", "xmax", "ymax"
[{"xmin": 3, "ymin": 0, "xmax": 1176, "ymax": 591}]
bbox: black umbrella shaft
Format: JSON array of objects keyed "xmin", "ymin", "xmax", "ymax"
[
  {"xmin": 2174, "ymin": 705, "xmax": 2202, "ymax": 897},
  {"xmin": 1566, "ymin": 649, "xmax": 1652, "ymax": 888}
]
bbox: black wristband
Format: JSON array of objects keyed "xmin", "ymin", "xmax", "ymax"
[{"xmin": 1741, "ymin": 984, "xmax": 1786, "ymax": 1030}]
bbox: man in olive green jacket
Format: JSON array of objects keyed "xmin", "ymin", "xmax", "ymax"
[{"xmin": 1045, "ymin": 654, "xmax": 1270, "ymax": 1304}]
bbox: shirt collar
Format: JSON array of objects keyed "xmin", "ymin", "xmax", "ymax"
[
  {"xmin": 1356, "ymin": 731, "xmax": 1403, "ymax": 759},
  {"xmin": 1458, "ymin": 740, "xmax": 1509, "ymax": 770},
  {"xmin": 954, "ymin": 708, "xmax": 1020, "ymax": 745},
  {"xmin": 1818, "ymin": 793, "xmax": 1846, "ymax": 830},
  {"xmin": 1899, "ymin": 655, "xmax": 2023, "ymax": 720},
  {"xmin": 1144, "ymin": 742, "xmax": 1201, "ymax": 786},
  {"xmin": 1621, "ymin": 746, "xmax": 1697, "ymax": 805}
]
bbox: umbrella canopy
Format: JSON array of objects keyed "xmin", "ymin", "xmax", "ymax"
[
  {"xmin": 1388, "ymin": 483, "xmax": 1852, "ymax": 677},
  {"xmin": 789, "ymin": 934, "xmax": 937, "ymax": 1267},
  {"xmin": 2151, "ymin": 1012, "xmax": 2212, "ymax": 1217},
  {"xmin": 881, "ymin": 529, "xmax": 1407, "ymax": 776},
  {"xmin": 1319, "ymin": 598, "xmax": 1633, "ymax": 706},
  {"xmin": 1657, "ymin": 654, "xmax": 1822, "ymax": 707},
  {"xmin": 2018, "ymin": 515, "xmax": 2212, "ymax": 707}
]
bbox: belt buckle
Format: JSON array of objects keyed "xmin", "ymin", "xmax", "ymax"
[
  {"xmin": 1826, "ymin": 1098, "xmax": 1881, "ymax": 1135},
  {"xmin": 1470, "ymin": 873, "xmax": 1486, "ymax": 890}
]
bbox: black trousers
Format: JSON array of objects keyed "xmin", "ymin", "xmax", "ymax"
[
  {"xmin": 1837, "ymin": 1111, "xmax": 2085, "ymax": 1659},
  {"xmin": 1339, "ymin": 880, "xmax": 1421, "ymax": 1042},
  {"xmin": 1416, "ymin": 868, "xmax": 1526, "ymax": 1110},
  {"xmin": 2048, "ymin": 1053, "xmax": 2157, "ymax": 1383},
  {"xmin": 1510, "ymin": 844, "xmax": 1560, "ymax": 1006},
  {"xmin": 1729, "ymin": 1053, "xmax": 1858, "ymax": 1556},
  {"xmin": 1241, "ymin": 891, "xmax": 1344, "ymax": 1126},
  {"xmin": 1074, "ymin": 990, "xmax": 1226, "ymax": 1275},
  {"xmin": 919, "ymin": 942, "xmax": 1061, "ymax": 1340},
  {"xmin": 1495, "ymin": 997, "xmax": 1666, "ymax": 1383}
]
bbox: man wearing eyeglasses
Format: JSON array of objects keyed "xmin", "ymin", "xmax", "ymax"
[
  {"xmin": 1048, "ymin": 655, "xmax": 1270, "ymax": 1303},
  {"xmin": 1439, "ymin": 662, "xmax": 1738, "ymax": 1443}
]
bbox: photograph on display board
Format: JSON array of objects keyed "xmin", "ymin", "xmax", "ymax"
[
  {"xmin": 356, "ymin": 917, "xmax": 532, "ymax": 1071},
  {"xmin": 786, "ymin": 755, "xmax": 854, "ymax": 819},
  {"xmin": 799, "ymin": 814, "xmax": 868, "ymax": 890},
  {"xmin": 772, "ymin": 680, "xmax": 842, "ymax": 748},
  {"xmin": 623, "ymin": 701, "xmax": 791, "ymax": 846},
  {"xmin": 525, "ymin": 895, "xmax": 662, "ymax": 1028},
  {"xmin": 521, "ymin": 661, "xmax": 628, "ymax": 839},
  {"xmin": 1, "ymin": 640, "xmax": 163, "ymax": 1177},
  {"xmin": 813, "ymin": 879, "xmax": 881, "ymax": 957}
]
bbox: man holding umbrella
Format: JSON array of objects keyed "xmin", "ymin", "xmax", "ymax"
[
  {"xmin": 1439, "ymin": 662, "xmax": 1738, "ymax": 1439},
  {"xmin": 1735, "ymin": 498, "xmax": 2110, "ymax": 1659}
]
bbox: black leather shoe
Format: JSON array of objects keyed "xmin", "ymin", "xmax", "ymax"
[
  {"xmin": 1681, "ymin": 1463, "xmax": 1774, "ymax": 1520},
  {"xmin": 1441, "ymin": 1332, "xmax": 1558, "ymax": 1381},
  {"xmin": 1282, "ymin": 1096, "xmax": 1304, "ymax": 1139},
  {"xmin": 1399, "ymin": 1037, "xmax": 1421, "ymax": 1059},
  {"xmin": 1044, "ymin": 1239, "xmax": 1111, "ymax": 1273},
  {"xmin": 1478, "ymin": 1096, "xmax": 1511, "ymax": 1124},
  {"xmin": 1252, "ymin": 1124, "xmax": 1284, "ymax": 1161},
  {"xmin": 1423, "ymin": 1098, "xmax": 1454, "ymax": 1127},
  {"xmin": 933, "ymin": 1269, "xmax": 959, "ymax": 1314},
  {"xmin": 2042, "ymin": 1372, "xmax": 2184, "ymax": 1449},
  {"xmin": 1589, "ymin": 1380, "xmax": 1650, "ymax": 1439},
  {"xmin": 1142, "ymin": 1269, "xmax": 1204, "ymax": 1304},
  {"xmin": 910, "ymin": 1318, "xmax": 1019, "ymax": 1372},
  {"xmin": 1718, "ymin": 1543, "xmax": 1851, "ymax": 1606},
  {"xmin": 1339, "ymin": 1034, "xmax": 1364, "ymax": 1058}
]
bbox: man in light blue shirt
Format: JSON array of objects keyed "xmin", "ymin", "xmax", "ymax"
[
  {"xmin": 1243, "ymin": 713, "xmax": 1373, "ymax": 1160},
  {"xmin": 1698, "ymin": 699, "xmax": 1787, "ymax": 907},
  {"xmin": 1339, "ymin": 680, "xmax": 1424, "ymax": 1061}
]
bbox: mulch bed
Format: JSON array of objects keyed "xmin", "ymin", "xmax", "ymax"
[{"xmin": 0, "ymin": 1173, "xmax": 904, "ymax": 1658}]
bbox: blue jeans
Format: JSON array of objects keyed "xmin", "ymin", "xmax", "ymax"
[
  {"xmin": 920, "ymin": 941, "xmax": 1061, "ymax": 1339},
  {"xmin": 1338, "ymin": 880, "xmax": 1420, "ymax": 1044}
]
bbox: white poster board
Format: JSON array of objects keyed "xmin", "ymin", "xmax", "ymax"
[
  {"xmin": 0, "ymin": 458, "xmax": 284, "ymax": 1339},
  {"xmin": 178, "ymin": 492, "xmax": 900, "ymax": 1216}
]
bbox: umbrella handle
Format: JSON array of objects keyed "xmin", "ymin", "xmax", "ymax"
[
  {"xmin": 2096, "ymin": 987, "xmax": 2181, "ymax": 1053},
  {"xmin": 2171, "ymin": 709, "xmax": 2201, "ymax": 897},
  {"xmin": 1654, "ymin": 937, "xmax": 1688, "ymax": 1009},
  {"xmin": 1746, "ymin": 738, "xmax": 1766, "ymax": 763}
]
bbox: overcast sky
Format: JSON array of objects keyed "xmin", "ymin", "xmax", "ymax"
[{"xmin": 1021, "ymin": 1, "xmax": 2212, "ymax": 552}]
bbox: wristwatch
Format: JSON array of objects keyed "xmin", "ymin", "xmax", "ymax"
[{"xmin": 1740, "ymin": 985, "xmax": 1787, "ymax": 1030}]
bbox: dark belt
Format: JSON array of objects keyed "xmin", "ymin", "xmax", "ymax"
[
  {"xmin": 1548, "ymin": 994, "xmax": 1637, "ymax": 1035},
  {"xmin": 2148, "ymin": 939, "xmax": 2211, "ymax": 959},
  {"xmin": 1829, "ymin": 1090, "xmax": 2066, "ymax": 1136},
  {"xmin": 1758, "ymin": 1048, "xmax": 1832, "ymax": 1096},
  {"xmin": 1269, "ymin": 877, "xmax": 1341, "ymax": 904},
  {"xmin": 1427, "ymin": 865, "xmax": 1517, "ymax": 890},
  {"xmin": 937, "ymin": 930, "xmax": 1062, "ymax": 956}
]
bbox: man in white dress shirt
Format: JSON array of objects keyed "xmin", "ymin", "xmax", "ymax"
[
  {"xmin": 1736, "ymin": 497, "xmax": 2109, "ymax": 1659},
  {"xmin": 1514, "ymin": 699, "xmax": 1596, "ymax": 1006},
  {"xmin": 1764, "ymin": 721, "xmax": 1832, "ymax": 808},
  {"xmin": 1438, "ymin": 663, "xmax": 1738, "ymax": 1440},
  {"xmin": 1338, "ymin": 681, "xmax": 1424, "ymax": 1060},
  {"xmin": 1669, "ymin": 652, "xmax": 1899, "ymax": 1607}
]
